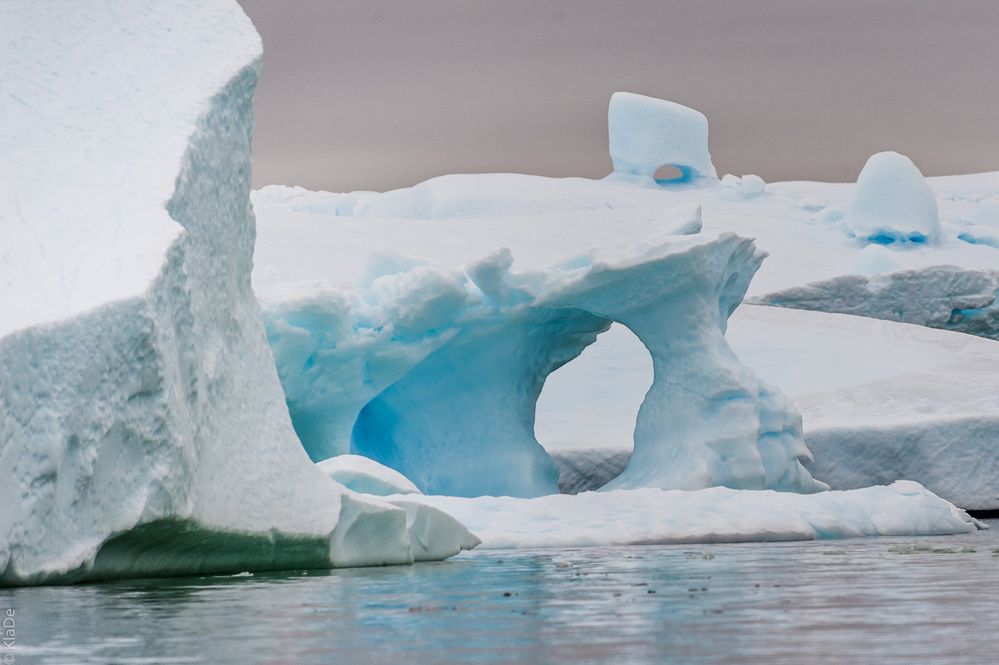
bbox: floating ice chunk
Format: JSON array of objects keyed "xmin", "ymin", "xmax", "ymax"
[
  {"xmin": 607, "ymin": 92, "xmax": 717, "ymax": 185},
  {"xmin": 317, "ymin": 455, "xmax": 422, "ymax": 496},
  {"xmin": 845, "ymin": 151, "xmax": 941, "ymax": 245}
]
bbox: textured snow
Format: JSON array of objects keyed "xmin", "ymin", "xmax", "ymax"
[
  {"xmin": 0, "ymin": 0, "xmax": 474, "ymax": 586},
  {"xmin": 404, "ymin": 482, "xmax": 980, "ymax": 550},
  {"xmin": 606, "ymin": 91, "xmax": 717, "ymax": 184},
  {"xmin": 539, "ymin": 306, "xmax": 999, "ymax": 509},
  {"xmin": 317, "ymin": 455, "xmax": 421, "ymax": 496}
]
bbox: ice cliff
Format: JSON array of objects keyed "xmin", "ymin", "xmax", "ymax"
[{"xmin": 0, "ymin": 1, "xmax": 475, "ymax": 586}]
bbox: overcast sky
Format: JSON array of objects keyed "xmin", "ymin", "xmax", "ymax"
[{"xmin": 238, "ymin": 1, "xmax": 999, "ymax": 193}]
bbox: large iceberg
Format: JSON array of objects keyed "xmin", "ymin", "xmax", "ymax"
[{"xmin": 0, "ymin": 0, "xmax": 475, "ymax": 586}]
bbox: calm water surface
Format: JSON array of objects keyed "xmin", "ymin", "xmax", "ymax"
[{"xmin": 3, "ymin": 522, "xmax": 997, "ymax": 664}]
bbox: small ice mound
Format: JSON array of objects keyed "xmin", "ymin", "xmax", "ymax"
[
  {"xmin": 845, "ymin": 151, "xmax": 941, "ymax": 246},
  {"xmin": 317, "ymin": 455, "xmax": 422, "ymax": 496},
  {"xmin": 852, "ymin": 244, "xmax": 901, "ymax": 275},
  {"xmin": 607, "ymin": 92, "xmax": 717, "ymax": 186},
  {"xmin": 721, "ymin": 174, "xmax": 767, "ymax": 198}
]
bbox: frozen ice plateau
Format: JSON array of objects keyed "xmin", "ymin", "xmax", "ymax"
[{"xmin": 1, "ymin": 0, "xmax": 995, "ymax": 586}]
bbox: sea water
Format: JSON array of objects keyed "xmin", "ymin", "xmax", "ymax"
[{"xmin": 3, "ymin": 522, "xmax": 996, "ymax": 664}]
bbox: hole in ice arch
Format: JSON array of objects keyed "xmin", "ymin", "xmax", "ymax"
[
  {"xmin": 653, "ymin": 164, "xmax": 691, "ymax": 184},
  {"xmin": 535, "ymin": 324, "xmax": 651, "ymax": 494}
]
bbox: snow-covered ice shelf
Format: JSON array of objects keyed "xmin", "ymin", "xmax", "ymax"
[{"xmin": 404, "ymin": 482, "xmax": 981, "ymax": 550}]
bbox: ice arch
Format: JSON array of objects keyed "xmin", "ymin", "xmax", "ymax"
[{"xmin": 264, "ymin": 230, "xmax": 826, "ymax": 498}]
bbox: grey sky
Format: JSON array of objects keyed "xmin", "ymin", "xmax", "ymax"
[{"xmin": 239, "ymin": 1, "xmax": 999, "ymax": 193}]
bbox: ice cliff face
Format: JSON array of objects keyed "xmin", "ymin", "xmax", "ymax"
[{"xmin": 0, "ymin": 1, "xmax": 475, "ymax": 586}]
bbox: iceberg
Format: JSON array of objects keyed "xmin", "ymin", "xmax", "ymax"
[
  {"xmin": 260, "ymin": 216, "xmax": 826, "ymax": 497},
  {"xmin": 0, "ymin": 0, "xmax": 474, "ymax": 586}
]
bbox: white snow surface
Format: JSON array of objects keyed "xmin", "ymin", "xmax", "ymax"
[
  {"xmin": 405, "ymin": 482, "xmax": 980, "ymax": 550},
  {"xmin": 316, "ymin": 455, "xmax": 422, "ymax": 496},
  {"xmin": 0, "ymin": 1, "xmax": 474, "ymax": 586}
]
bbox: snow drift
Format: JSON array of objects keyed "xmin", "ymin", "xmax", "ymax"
[{"xmin": 0, "ymin": 0, "xmax": 475, "ymax": 587}]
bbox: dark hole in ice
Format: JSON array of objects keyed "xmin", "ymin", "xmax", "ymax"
[{"xmin": 654, "ymin": 164, "xmax": 690, "ymax": 184}]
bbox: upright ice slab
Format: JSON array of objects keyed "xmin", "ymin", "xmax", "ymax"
[
  {"xmin": 0, "ymin": 1, "xmax": 475, "ymax": 586},
  {"xmin": 607, "ymin": 92, "xmax": 717, "ymax": 184}
]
